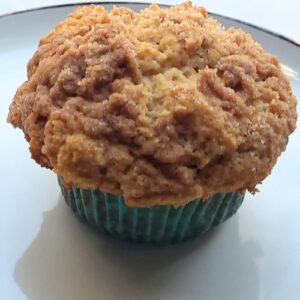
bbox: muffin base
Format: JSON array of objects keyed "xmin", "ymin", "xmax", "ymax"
[{"xmin": 58, "ymin": 178, "xmax": 245, "ymax": 245}]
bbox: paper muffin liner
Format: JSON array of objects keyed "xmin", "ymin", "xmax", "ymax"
[{"xmin": 58, "ymin": 177, "xmax": 245, "ymax": 245}]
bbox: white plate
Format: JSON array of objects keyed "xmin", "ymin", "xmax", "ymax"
[{"xmin": 1, "ymin": 3, "xmax": 299, "ymax": 300}]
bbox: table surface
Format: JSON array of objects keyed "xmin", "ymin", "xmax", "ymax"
[{"xmin": 0, "ymin": 0, "xmax": 299, "ymax": 41}]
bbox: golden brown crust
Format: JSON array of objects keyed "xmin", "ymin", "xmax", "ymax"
[{"xmin": 7, "ymin": 2, "xmax": 297, "ymax": 206}]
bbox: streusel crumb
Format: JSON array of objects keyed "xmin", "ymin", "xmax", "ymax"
[{"xmin": 8, "ymin": 3, "xmax": 297, "ymax": 206}]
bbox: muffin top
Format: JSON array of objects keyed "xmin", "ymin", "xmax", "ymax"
[{"xmin": 8, "ymin": 2, "xmax": 297, "ymax": 207}]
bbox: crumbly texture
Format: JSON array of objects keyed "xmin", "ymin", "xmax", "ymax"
[{"xmin": 8, "ymin": 3, "xmax": 297, "ymax": 207}]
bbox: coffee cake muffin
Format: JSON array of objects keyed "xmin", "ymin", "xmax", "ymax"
[{"xmin": 7, "ymin": 3, "xmax": 297, "ymax": 244}]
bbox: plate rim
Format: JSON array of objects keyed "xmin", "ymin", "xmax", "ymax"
[{"xmin": 0, "ymin": 1, "xmax": 299, "ymax": 50}]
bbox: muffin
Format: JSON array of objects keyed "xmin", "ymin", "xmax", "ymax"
[{"xmin": 7, "ymin": 3, "xmax": 297, "ymax": 244}]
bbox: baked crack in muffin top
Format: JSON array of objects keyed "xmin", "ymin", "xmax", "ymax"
[{"xmin": 7, "ymin": 2, "xmax": 297, "ymax": 207}]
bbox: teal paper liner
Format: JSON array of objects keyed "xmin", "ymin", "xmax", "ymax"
[{"xmin": 58, "ymin": 178, "xmax": 245, "ymax": 245}]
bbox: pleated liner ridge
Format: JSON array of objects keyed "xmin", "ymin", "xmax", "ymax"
[{"xmin": 58, "ymin": 177, "xmax": 245, "ymax": 245}]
